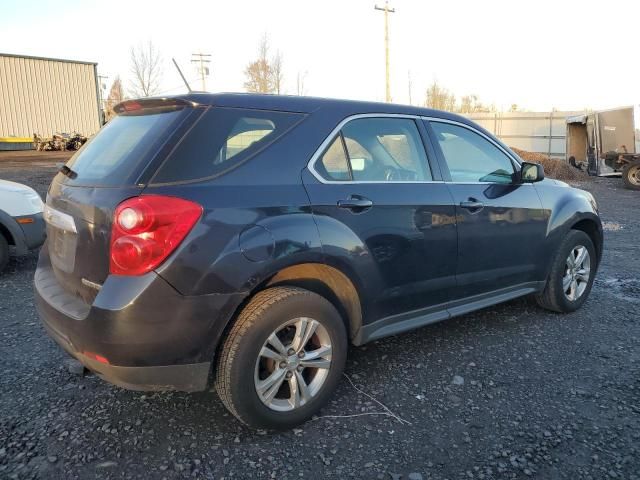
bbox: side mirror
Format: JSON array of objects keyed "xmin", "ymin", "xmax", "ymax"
[{"xmin": 520, "ymin": 162, "xmax": 544, "ymax": 183}]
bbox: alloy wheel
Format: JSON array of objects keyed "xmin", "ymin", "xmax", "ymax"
[
  {"xmin": 254, "ymin": 317, "xmax": 332, "ymax": 412},
  {"xmin": 563, "ymin": 245, "xmax": 591, "ymax": 301}
]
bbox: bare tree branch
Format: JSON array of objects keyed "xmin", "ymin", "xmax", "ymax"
[
  {"xmin": 105, "ymin": 76, "xmax": 124, "ymax": 121},
  {"xmin": 296, "ymin": 71, "xmax": 307, "ymax": 96},
  {"xmin": 271, "ymin": 50, "xmax": 284, "ymax": 94},
  {"xmin": 244, "ymin": 33, "xmax": 284, "ymax": 94},
  {"xmin": 424, "ymin": 81, "xmax": 495, "ymax": 113},
  {"xmin": 129, "ymin": 41, "xmax": 163, "ymax": 98}
]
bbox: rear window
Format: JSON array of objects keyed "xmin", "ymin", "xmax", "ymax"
[
  {"xmin": 151, "ymin": 107, "xmax": 304, "ymax": 184},
  {"xmin": 62, "ymin": 109, "xmax": 187, "ymax": 187}
]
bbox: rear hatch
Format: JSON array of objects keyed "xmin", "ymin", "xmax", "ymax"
[{"xmin": 44, "ymin": 99, "xmax": 200, "ymax": 303}]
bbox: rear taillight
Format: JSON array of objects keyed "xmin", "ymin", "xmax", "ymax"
[{"xmin": 110, "ymin": 195, "xmax": 202, "ymax": 276}]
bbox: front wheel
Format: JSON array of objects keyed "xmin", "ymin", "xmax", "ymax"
[
  {"xmin": 535, "ymin": 230, "xmax": 596, "ymax": 312},
  {"xmin": 622, "ymin": 160, "xmax": 640, "ymax": 190},
  {"xmin": 215, "ymin": 286, "xmax": 347, "ymax": 429}
]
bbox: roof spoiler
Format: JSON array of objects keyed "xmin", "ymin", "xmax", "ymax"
[{"xmin": 113, "ymin": 98, "xmax": 198, "ymax": 115}]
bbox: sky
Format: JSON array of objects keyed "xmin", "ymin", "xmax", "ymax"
[{"xmin": 1, "ymin": 0, "xmax": 638, "ymax": 112}]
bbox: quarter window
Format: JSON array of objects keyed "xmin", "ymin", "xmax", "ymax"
[
  {"xmin": 430, "ymin": 122, "xmax": 515, "ymax": 184},
  {"xmin": 152, "ymin": 108, "xmax": 303, "ymax": 184},
  {"xmin": 315, "ymin": 117, "xmax": 432, "ymax": 182},
  {"xmin": 217, "ymin": 119, "xmax": 275, "ymax": 162},
  {"xmin": 317, "ymin": 136, "xmax": 351, "ymax": 181}
]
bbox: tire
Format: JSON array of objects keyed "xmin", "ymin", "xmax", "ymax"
[
  {"xmin": 622, "ymin": 161, "xmax": 640, "ymax": 190},
  {"xmin": 0, "ymin": 234, "xmax": 8, "ymax": 273},
  {"xmin": 215, "ymin": 286, "xmax": 348, "ymax": 430},
  {"xmin": 535, "ymin": 230, "xmax": 596, "ymax": 313}
]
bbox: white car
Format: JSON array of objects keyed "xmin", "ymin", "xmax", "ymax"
[{"xmin": 0, "ymin": 179, "xmax": 45, "ymax": 272}]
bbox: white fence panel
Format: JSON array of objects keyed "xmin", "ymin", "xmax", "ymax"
[{"xmin": 465, "ymin": 111, "xmax": 584, "ymax": 158}]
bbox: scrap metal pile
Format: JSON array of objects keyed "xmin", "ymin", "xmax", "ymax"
[{"xmin": 33, "ymin": 132, "xmax": 87, "ymax": 151}]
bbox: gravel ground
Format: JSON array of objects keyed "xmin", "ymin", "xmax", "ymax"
[{"xmin": 1, "ymin": 153, "xmax": 639, "ymax": 480}]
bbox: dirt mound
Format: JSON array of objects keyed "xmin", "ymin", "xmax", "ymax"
[{"xmin": 510, "ymin": 147, "xmax": 587, "ymax": 182}]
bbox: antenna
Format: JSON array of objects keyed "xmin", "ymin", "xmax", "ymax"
[{"xmin": 172, "ymin": 58, "xmax": 192, "ymax": 93}]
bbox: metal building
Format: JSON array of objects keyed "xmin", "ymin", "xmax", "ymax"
[
  {"xmin": 465, "ymin": 110, "xmax": 584, "ymax": 158},
  {"xmin": 0, "ymin": 53, "xmax": 101, "ymax": 147}
]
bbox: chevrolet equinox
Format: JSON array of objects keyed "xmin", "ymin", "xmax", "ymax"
[{"xmin": 35, "ymin": 94, "xmax": 603, "ymax": 429}]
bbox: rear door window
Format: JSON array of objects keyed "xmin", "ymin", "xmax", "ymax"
[
  {"xmin": 313, "ymin": 117, "xmax": 432, "ymax": 182},
  {"xmin": 62, "ymin": 108, "xmax": 188, "ymax": 187},
  {"xmin": 151, "ymin": 108, "xmax": 304, "ymax": 184},
  {"xmin": 342, "ymin": 118, "xmax": 432, "ymax": 182}
]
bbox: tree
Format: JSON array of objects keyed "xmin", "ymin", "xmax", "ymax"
[
  {"xmin": 105, "ymin": 76, "xmax": 124, "ymax": 121},
  {"xmin": 271, "ymin": 50, "xmax": 284, "ymax": 94},
  {"xmin": 244, "ymin": 34, "xmax": 284, "ymax": 94},
  {"xmin": 129, "ymin": 41, "xmax": 163, "ymax": 97},
  {"xmin": 459, "ymin": 94, "xmax": 493, "ymax": 113},
  {"xmin": 424, "ymin": 81, "xmax": 456, "ymax": 112},
  {"xmin": 296, "ymin": 71, "xmax": 308, "ymax": 96}
]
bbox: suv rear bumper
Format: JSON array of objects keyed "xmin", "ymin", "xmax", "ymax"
[
  {"xmin": 42, "ymin": 318, "xmax": 211, "ymax": 391},
  {"xmin": 34, "ymin": 248, "xmax": 245, "ymax": 392}
]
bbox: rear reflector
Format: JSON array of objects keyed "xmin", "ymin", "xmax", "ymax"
[
  {"xmin": 83, "ymin": 351, "xmax": 110, "ymax": 365},
  {"xmin": 110, "ymin": 195, "xmax": 202, "ymax": 276}
]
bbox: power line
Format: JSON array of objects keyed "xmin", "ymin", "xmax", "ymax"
[
  {"xmin": 191, "ymin": 53, "xmax": 212, "ymax": 91},
  {"xmin": 154, "ymin": 77, "xmax": 201, "ymax": 96},
  {"xmin": 374, "ymin": 1, "xmax": 395, "ymax": 103}
]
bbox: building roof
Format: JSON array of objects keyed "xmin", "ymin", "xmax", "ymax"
[{"xmin": 0, "ymin": 52, "xmax": 97, "ymax": 66}]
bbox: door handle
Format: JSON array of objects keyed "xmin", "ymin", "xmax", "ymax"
[
  {"xmin": 337, "ymin": 196, "xmax": 373, "ymax": 211},
  {"xmin": 460, "ymin": 199, "xmax": 484, "ymax": 212}
]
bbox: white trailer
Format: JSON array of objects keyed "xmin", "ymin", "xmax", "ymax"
[{"xmin": 566, "ymin": 106, "xmax": 640, "ymax": 189}]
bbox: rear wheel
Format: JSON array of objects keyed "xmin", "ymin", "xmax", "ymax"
[
  {"xmin": 535, "ymin": 230, "xmax": 596, "ymax": 312},
  {"xmin": 0, "ymin": 234, "xmax": 8, "ymax": 273},
  {"xmin": 215, "ymin": 286, "xmax": 347, "ymax": 429},
  {"xmin": 622, "ymin": 160, "xmax": 640, "ymax": 190}
]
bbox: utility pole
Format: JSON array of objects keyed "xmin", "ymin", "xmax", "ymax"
[
  {"xmin": 407, "ymin": 70, "xmax": 412, "ymax": 105},
  {"xmin": 191, "ymin": 53, "xmax": 211, "ymax": 91},
  {"xmin": 374, "ymin": 1, "xmax": 395, "ymax": 102},
  {"xmin": 97, "ymin": 74, "xmax": 108, "ymax": 124}
]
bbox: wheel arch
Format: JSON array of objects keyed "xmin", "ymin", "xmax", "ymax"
[
  {"xmin": 261, "ymin": 263, "xmax": 363, "ymax": 343},
  {"xmin": 0, "ymin": 222, "xmax": 14, "ymax": 246},
  {"xmin": 570, "ymin": 217, "xmax": 603, "ymax": 266},
  {"xmin": 0, "ymin": 209, "xmax": 28, "ymax": 255}
]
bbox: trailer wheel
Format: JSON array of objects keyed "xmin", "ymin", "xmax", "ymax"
[{"xmin": 622, "ymin": 161, "xmax": 640, "ymax": 190}]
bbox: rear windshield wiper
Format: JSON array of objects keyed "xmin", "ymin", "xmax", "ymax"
[{"xmin": 59, "ymin": 165, "xmax": 78, "ymax": 179}]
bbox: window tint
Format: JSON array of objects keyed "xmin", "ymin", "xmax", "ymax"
[
  {"xmin": 317, "ymin": 136, "xmax": 351, "ymax": 181},
  {"xmin": 152, "ymin": 108, "xmax": 303, "ymax": 183},
  {"xmin": 63, "ymin": 109, "xmax": 186, "ymax": 186},
  {"xmin": 431, "ymin": 122, "xmax": 515, "ymax": 184},
  {"xmin": 340, "ymin": 118, "xmax": 431, "ymax": 182}
]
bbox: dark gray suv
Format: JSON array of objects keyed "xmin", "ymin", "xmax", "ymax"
[{"xmin": 35, "ymin": 94, "xmax": 602, "ymax": 429}]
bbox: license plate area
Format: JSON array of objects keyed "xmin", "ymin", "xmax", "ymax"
[{"xmin": 44, "ymin": 205, "xmax": 78, "ymax": 274}]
